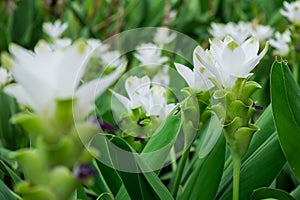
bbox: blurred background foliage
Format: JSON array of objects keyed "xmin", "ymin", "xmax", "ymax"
[{"xmin": 0, "ymin": 0, "xmax": 293, "ymax": 51}]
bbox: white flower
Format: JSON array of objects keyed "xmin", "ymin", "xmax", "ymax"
[
  {"xmin": 87, "ymin": 39, "xmax": 110, "ymax": 57},
  {"xmin": 210, "ymin": 21, "xmax": 273, "ymax": 43},
  {"xmin": 250, "ymin": 24, "xmax": 273, "ymax": 41},
  {"xmin": 224, "ymin": 22, "xmax": 252, "ymax": 44},
  {"xmin": 175, "ymin": 47, "xmax": 214, "ymax": 91},
  {"xmin": 43, "ymin": 20, "xmax": 68, "ymax": 39},
  {"xmin": 196, "ymin": 36, "xmax": 268, "ymax": 87},
  {"xmin": 280, "ymin": 1, "xmax": 300, "ymax": 23},
  {"xmin": 134, "ymin": 43, "xmax": 169, "ymax": 68},
  {"xmin": 154, "ymin": 28, "xmax": 176, "ymax": 45},
  {"xmin": 269, "ymin": 30, "xmax": 291, "ymax": 56},
  {"xmin": 210, "ymin": 23, "xmax": 227, "ymax": 39},
  {"xmin": 0, "ymin": 68, "xmax": 12, "ymax": 85},
  {"xmin": 100, "ymin": 50, "xmax": 126, "ymax": 68},
  {"xmin": 152, "ymin": 65, "xmax": 170, "ymax": 86},
  {"xmin": 4, "ymin": 40, "xmax": 125, "ymax": 118},
  {"xmin": 112, "ymin": 76, "xmax": 175, "ymax": 121}
]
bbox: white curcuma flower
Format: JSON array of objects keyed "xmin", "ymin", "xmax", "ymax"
[
  {"xmin": 210, "ymin": 21, "xmax": 273, "ymax": 43},
  {"xmin": 112, "ymin": 76, "xmax": 175, "ymax": 121},
  {"xmin": 175, "ymin": 47, "xmax": 214, "ymax": 92},
  {"xmin": 87, "ymin": 39, "xmax": 110, "ymax": 57},
  {"xmin": 100, "ymin": 50, "xmax": 126, "ymax": 68},
  {"xmin": 280, "ymin": 1, "xmax": 300, "ymax": 23},
  {"xmin": 269, "ymin": 30, "xmax": 291, "ymax": 56},
  {"xmin": 154, "ymin": 28, "xmax": 176, "ymax": 45},
  {"xmin": 250, "ymin": 24, "xmax": 273, "ymax": 41},
  {"xmin": 195, "ymin": 36, "xmax": 268, "ymax": 88},
  {"xmin": 134, "ymin": 43, "xmax": 169, "ymax": 68},
  {"xmin": 4, "ymin": 40, "xmax": 125, "ymax": 118},
  {"xmin": 0, "ymin": 68, "xmax": 12, "ymax": 85},
  {"xmin": 43, "ymin": 20, "xmax": 68, "ymax": 39}
]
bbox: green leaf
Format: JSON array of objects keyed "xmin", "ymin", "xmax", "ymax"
[
  {"xmin": 251, "ymin": 187, "xmax": 296, "ymax": 200},
  {"xmin": 0, "ymin": 179, "xmax": 16, "ymax": 200},
  {"xmin": 181, "ymin": 132, "xmax": 225, "ymax": 200},
  {"xmin": 0, "ymin": 91, "xmax": 27, "ymax": 150},
  {"xmin": 271, "ymin": 60, "xmax": 300, "ymax": 181}
]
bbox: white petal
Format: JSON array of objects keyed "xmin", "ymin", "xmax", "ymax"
[
  {"xmin": 125, "ymin": 75, "xmax": 151, "ymax": 100},
  {"xmin": 221, "ymin": 41, "xmax": 246, "ymax": 77},
  {"xmin": 241, "ymin": 37, "xmax": 259, "ymax": 62},
  {"xmin": 75, "ymin": 62, "xmax": 126, "ymax": 117},
  {"xmin": 174, "ymin": 63, "xmax": 194, "ymax": 88}
]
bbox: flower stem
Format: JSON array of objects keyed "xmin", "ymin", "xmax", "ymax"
[
  {"xmin": 232, "ymin": 155, "xmax": 241, "ymax": 200},
  {"xmin": 171, "ymin": 146, "xmax": 191, "ymax": 198}
]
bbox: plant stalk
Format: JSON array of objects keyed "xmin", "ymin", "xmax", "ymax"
[
  {"xmin": 232, "ymin": 155, "xmax": 241, "ymax": 200},
  {"xmin": 171, "ymin": 145, "xmax": 191, "ymax": 198}
]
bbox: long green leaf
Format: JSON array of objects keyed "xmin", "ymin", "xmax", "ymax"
[
  {"xmin": 181, "ymin": 132, "xmax": 225, "ymax": 200},
  {"xmin": 271, "ymin": 60, "xmax": 300, "ymax": 181},
  {"xmin": 0, "ymin": 179, "xmax": 16, "ymax": 200},
  {"xmin": 251, "ymin": 187, "xmax": 296, "ymax": 200}
]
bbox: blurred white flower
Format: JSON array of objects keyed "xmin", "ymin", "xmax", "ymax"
[
  {"xmin": 43, "ymin": 20, "xmax": 68, "ymax": 39},
  {"xmin": 134, "ymin": 43, "xmax": 169, "ymax": 68},
  {"xmin": 152, "ymin": 65, "xmax": 170, "ymax": 86},
  {"xmin": 87, "ymin": 39, "xmax": 110, "ymax": 57},
  {"xmin": 0, "ymin": 68, "xmax": 12, "ymax": 85},
  {"xmin": 195, "ymin": 36, "xmax": 268, "ymax": 87},
  {"xmin": 250, "ymin": 24, "xmax": 273, "ymax": 41},
  {"xmin": 269, "ymin": 30, "xmax": 291, "ymax": 56},
  {"xmin": 175, "ymin": 47, "xmax": 214, "ymax": 91},
  {"xmin": 154, "ymin": 28, "xmax": 176, "ymax": 45},
  {"xmin": 210, "ymin": 23, "xmax": 227, "ymax": 39},
  {"xmin": 210, "ymin": 21, "xmax": 273, "ymax": 43},
  {"xmin": 223, "ymin": 22, "xmax": 251, "ymax": 44},
  {"xmin": 280, "ymin": 1, "xmax": 300, "ymax": 23},
  {"xmin": 100, "ymin": 50, "xmax": 126, "ymax": 68},
  {"xmin": 4, "ymin": 40, "xmax": 125, "ymax": 118},
  {"xmin": 112, "ymin": 76, "xmax": 175, "ymax": 121}
]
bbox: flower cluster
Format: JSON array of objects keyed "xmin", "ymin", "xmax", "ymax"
[
  {"xmin": 210, "ymin": 21, "xmax": 273, "ymax": 43},
  {"xmin": 280, "ymin": 1, "xmax": 300, "ymax": 24},
  {"xmin": 269, "ymin": 30, "xmax": 291, "ymax": 56}
]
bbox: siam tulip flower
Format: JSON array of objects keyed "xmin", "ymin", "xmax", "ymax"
[
  {"xmin": 100, "ymin": 50, "xmax": 126, "ymax": 68},
  {"xmin": 4, "ymin": 40, "xmax": 126, "ymax": 118},
  {"xmin": 223, "ymin": 22, "xmax": 251, "ymax": 44},
  {"xmin": 154, "ymin": 28, "xmax": 176, "ymax": 45},
  {"xmin": 250, "ymin": 24, "xmax": 273, "ymax": 42},
  {"xmin": 0, "ymin": 67, "xmax": 12, "ymax": 85},
  {"xmin": 210, "ymin": 21, "xmax": 273, "ymax": 43},
  {"xmin": 43, "ymin": 20, "xmax": 68, "ymax": 39},
  {"xmin": 87, "ymin": 39, "xmax": 110, "ymax": 57},
  {"xmin": 280, "ymin": 1, "xmax": 300, "ymax": 24},
  {"xmin": 152, "ymin": 65, "xmax": 170, "ymax": 86},
  {"xmin": 174, "ymin": 47, "xmax": 214, "ymax": 92},
  {"xmin": 134, "ymin": 43, "xmax": 169, "ymax": 68},
  {"xmin": 269, "ymin": 30, "xmax": 291, "ymax": 56},
  {"xmin": 210, "ymin": 23, "xmax": 227, "ymax": 39},
  {"xmin": 210, "ymin": 22, "xmax": 252, "ymax": 44},
  {"xmin": 112, "ymin": 76, "xmax": 175, "ymax": 121},
  {"xmin": 195, "ymin": 36, "xmax": 268, "ymax": 88}
]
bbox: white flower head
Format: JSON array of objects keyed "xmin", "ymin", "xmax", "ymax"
[
  {"xmin": 112, "ymin": 76, "xmax": 175, "ymax": 121},
  {"xmin": 87, "ymin": 39, "xmax": 110, "ymax": 57},
  {"xmin": 134, "ymin": 43, "xmax": 169, "ymax": 68},
  {"xmin": 210, "ymin": 23, "xmax": 227, "ymax": 39},
  {"xmin": 100, "ymin": 50, "xmax": 126, "ymax": 68},
  {"xmin": 43, "ymin": 20, "xmax": 68, "ymax": 39},
  {"xmin": 250, "ymin": 24, "xmax": 274, "ymax": 41},
  {"xmin": 195, "ymin": 36, "xmax": 268, "ymax": 88},
  {"xmin": 280, "ymin": 1, "xmax": 300, "ymax": 23},
  {"xmin": 4, "ymin": 40, "xmax": 125, "ymax": 118},
  {"xmin": 269, "ymin": 30, "xmax": 291, "ymax": 56},
  {"xmin": 154, "ymin": 28, "xmax": 176, "ymax": 45},
  {"xmin": 0, "ymin": 68, "xmax": 12, "ymax": 85}
]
